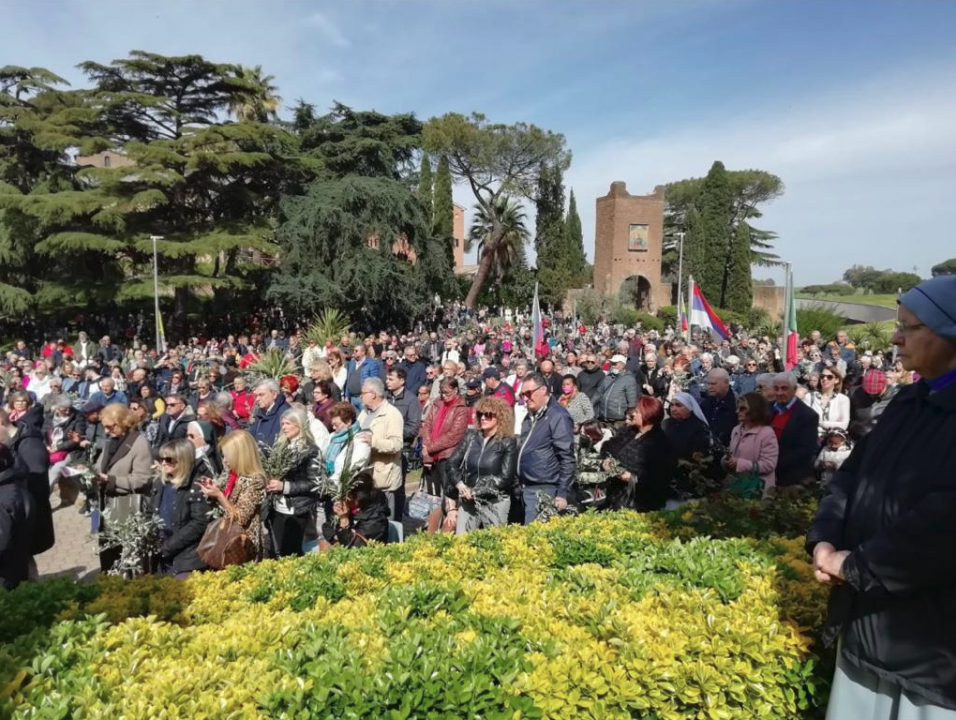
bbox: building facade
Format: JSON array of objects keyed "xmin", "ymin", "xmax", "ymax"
[{"xmin": 593, "ymin": 181, "xmax": 669, "ymax": 312}]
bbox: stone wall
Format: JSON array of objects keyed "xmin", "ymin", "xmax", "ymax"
[{"xmin": 753, "ymin": 285, "xmax": 785, "ymax": 320}]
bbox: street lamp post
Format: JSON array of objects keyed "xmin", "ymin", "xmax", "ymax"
[
  {"xmin": 150, "ymin": 235, "xmax": 163, "ymax": 352},
  {"xmin": 675, "ymin": 231, "xmax": 685, "ymax": 330}
]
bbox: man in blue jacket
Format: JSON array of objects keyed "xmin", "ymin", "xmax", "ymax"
[
  {"xmin": 517, "ymin": 372, "xmax": 575, "ymax": 524},
  {"xmin": 249, "ymin": 379, "xmax": 289, "ymax": 448},
  {"xmin": 345, "ymin": 344, "xmax": 385, "ymax": 412}
]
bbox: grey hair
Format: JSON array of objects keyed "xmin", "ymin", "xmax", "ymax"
[
  {"xmin": 52, "ymin": 394, "xmax": 73, "ymax": 409},
  {"xmin": 774, "ymin": 371, "xmax": 798, "ymax": 389},
  {"xmin": 756, "ymin": 373, "xmax": 776, "ymax": 388},
  {"xmin": 255, "ymin": 378, "xmax": 280, "ymax": 394},
  {"xmin": 700, "ymin": 352, "xmax": 714, "ymax": 364},
  {"xmin": 213, "ymin": 391, "xmax": 234, "ymax": 410},
  {"xmin": 522, "ymin": 372, "xmax": 550, "ymax": 393},
  {"xmin": 707, "ymin": 368, "xmax": 730, "ymax": 383},
  {"xmin": 362, "ymin": 377, "xmax": 385, "ymax": 399}
]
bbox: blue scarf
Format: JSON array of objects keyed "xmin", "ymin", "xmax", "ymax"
[{"xmin": 326, "ymin": 422, "xmax": 359, "ymax": 473}]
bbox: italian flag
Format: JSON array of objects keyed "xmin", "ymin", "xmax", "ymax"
[{"xmin": 784, "ymin": 268, "xmax": 799, "ymax": 370}]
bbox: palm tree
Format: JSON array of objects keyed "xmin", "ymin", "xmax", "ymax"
[
  {"xmin": 466, "ymin": 196, "xmax": 530, "ymax": 283},
  {"xmin": 228, "ymin": 65, "xmax": 282, "ymax": 123}
]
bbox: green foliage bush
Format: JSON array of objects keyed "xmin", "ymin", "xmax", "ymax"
[
  {"xmin": 0, "ymin": 497, "xmax": 831, "ymax": 720},
  {"xmin": 657, "ymin": 305, "xmax": 678, "ymax": 328},
  {"xmin": 796, "ymin": 305, "xmax": 845, "ymax": 341}
]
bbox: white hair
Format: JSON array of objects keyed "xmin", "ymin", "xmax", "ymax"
[
  {"xmin": 214, "ymin": 391, "xmax": 233, "ymax": 410},
  {"xmin": 756, "ymin": 373, "xmax": 776, "ymax": 388},
  {"xmin": 774, "ymin": 372, "xmax": 798, "ymax": 389},
  {"xmin": 362, "ymin": 377, "xmax": 385, "ymax": 399},
  {"xmin": 256, "ymin": 378, "xmax": 280, "ymax": 394}
]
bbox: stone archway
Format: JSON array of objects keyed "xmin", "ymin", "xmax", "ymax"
[{"xmin": 619, "ymin": 275, "xmax": 654, "ymax": 312}]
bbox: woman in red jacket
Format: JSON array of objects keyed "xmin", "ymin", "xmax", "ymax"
[{"xmin": 420, "ymin": 378, "xmax": 469, "ymax": 497}]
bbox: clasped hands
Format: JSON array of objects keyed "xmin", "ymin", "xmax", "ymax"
[{"xmin": 812, "ymin": 542, "xmax": 849, "ymax": 585}]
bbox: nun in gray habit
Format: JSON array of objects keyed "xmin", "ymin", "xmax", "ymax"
[{"xmin": 807, "ymin": 276, "xmax": 956, "ymax": 720}]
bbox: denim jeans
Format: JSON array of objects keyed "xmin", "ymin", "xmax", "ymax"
[{"xmin": 522, "ymin": 484, "xmax": 557, "ymax": 525}]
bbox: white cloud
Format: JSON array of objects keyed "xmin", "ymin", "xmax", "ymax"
[
  {"xmin": 567, "ymin": 63, "xmax": 956, "ymax": 284},
  {"xmin": 304, "ymin": 11, "xmax": 351, "ymax": 49}
]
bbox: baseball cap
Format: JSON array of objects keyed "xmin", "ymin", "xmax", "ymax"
[
  {"xmin": 482, "ymin": 367, "xmax": 501, "ymax": 379},
  {"xmin": 610, "ymin": 354, "xmax": 627, "ymax": 364},
  {"xmin": 466, "ymin": 378, "xmax": 482, "ymax": 390}
]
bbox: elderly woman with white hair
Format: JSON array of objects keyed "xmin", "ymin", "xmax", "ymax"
[
  {"xmin": 808, "ymin": 276, "xmax": 956, "ymax": 718},
  {"xmin": 263, "ymin": 406, "xmax": 320, "ymax": 557}
]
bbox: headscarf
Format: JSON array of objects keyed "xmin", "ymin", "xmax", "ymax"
[
  {"xmin": 671, "ymin": 392, "xmax": 708, "ymax": 426},
  {"xmin": 899, "ymin": 276, "xmax": 956, "ymax": 342}
]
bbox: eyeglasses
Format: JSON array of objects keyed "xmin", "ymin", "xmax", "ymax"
[
  {"xmin": 476, "ymin": 411, "xmax": 494, "ymax": 420},
  {"xmin": 159, "ymin": 456, "xmax": 177, "ymax": 464},
  {"xmin": 895, "ymin": 321, "xmax": 926, "ymax": 335},
  {"xmin": 520, "ymin": 386, "xmax": 544, "ymax": 399}
]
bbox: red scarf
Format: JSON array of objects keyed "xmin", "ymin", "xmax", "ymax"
[{"xmin": 223, "ymin": 470, "xmax": 239, "ymax": 498}]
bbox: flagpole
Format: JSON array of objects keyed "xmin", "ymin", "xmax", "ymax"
[
  {"xmin": 150, "ymin": 234, "xmax": 163, "ymax": 352},
  {"xmin": 676, "ymin": 231, "xmax": 685, "ymax": 333},
  {"xmin": 685, "ymin": 275, "xmax": 694, "ymax": 343}
]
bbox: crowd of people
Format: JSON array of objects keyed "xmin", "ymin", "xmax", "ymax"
[{"xmin": 1, "ymin": 276, "xmax": 955, "ymax": 718}]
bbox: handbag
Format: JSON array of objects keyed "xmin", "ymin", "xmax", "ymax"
[
  {"xmin": 406, "ymin": 476, "xmax": 443, "ymax": 521},
  {"xmin": 197, "ymin": 513, "xmax": 255, "ymax": 569},
  {"xmin": 727, "ymin": 468, "xmax": 765, "ymax": 500}
]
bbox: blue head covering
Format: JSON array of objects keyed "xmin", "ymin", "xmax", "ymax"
[{"xmin": 899, "ymin": 276, "xmax": 956, "ymax": 343}]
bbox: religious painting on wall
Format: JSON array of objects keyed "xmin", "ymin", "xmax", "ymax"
[{"xmin": 628, "ymin": 223, "xmax": 649, "ymax": 251}]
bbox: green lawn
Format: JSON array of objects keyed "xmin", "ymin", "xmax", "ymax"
[{"xmin": 796, "ymin": 293, "xmax": 899, "ymax": 309}]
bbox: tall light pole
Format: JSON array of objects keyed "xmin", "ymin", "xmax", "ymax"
[
  {"xmin": 675, "ymin": 232, "xmax": 686, "ymax": 327},
  {"xmin": 150, "ymin": 235, "xmax": 163, "ymax": 352}
]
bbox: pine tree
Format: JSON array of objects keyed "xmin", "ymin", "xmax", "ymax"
[
  {"xmin": 565, "ymin": 189, "xmax": 587, "ymax": 285},
  {"xmin": 2, "ymin": 52, "xmax": 296, "ymax": 318},
  {"xmin": 697, "ymin": 161, "xmax": 734, "ymax": 305},
  {"xmin": 725, "ymin": 221, "xmax": 753, "ymax": 313},
  {"xmin": 417, "ymin": 152, "xmax": 433, "ymax": 227}
]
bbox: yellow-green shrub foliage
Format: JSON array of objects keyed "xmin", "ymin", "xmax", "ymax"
[{"xmin": 0, "ymin": 509, "xmax": 829, "ymax": 720}]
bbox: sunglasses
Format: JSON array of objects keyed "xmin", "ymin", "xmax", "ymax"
[
  {"xmin": 159, "ymin": 456, "xmax": 177, "ymax": 464},
  {"xmin": 476, "ymin": 411, "xmax": 494, "ymax": 420},
  {"xmin": 821, "ymin": 374, "xmax": 835, "ymax": 380},
  {"xmin": 520, "ymin": 387, "xmax": 543, "ymax": 399}
]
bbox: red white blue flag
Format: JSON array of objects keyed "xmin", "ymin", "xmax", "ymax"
[{"xmin": 689, "ymin": 282, "xmax": 730, "ymax": 341}]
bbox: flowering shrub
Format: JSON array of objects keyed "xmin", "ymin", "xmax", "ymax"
[{"xmin": 0, "ymin": 505, "xmax": 829, "ymax": 720}]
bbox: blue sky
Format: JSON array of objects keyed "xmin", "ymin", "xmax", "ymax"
[{"xmin": 5, "ymin": 0, "xmax": 956, "ymax": 284}]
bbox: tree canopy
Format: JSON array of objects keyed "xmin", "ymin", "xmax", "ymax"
[
  {"xmin": 424, "ymin": 112, "xmax": 570, "ymax": 308},
  {"xmin": 931, "ymin": 257, "xmax": 956, "ymax": 277}
]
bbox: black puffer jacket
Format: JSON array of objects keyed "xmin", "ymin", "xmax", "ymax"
[
  {"xmin": 445, "ymin": 430, "xmax": 517, "ymax": 502},
  {"xmin": 12, "ymin": 405, "xmax": 54, "ymax": 555},
  {"xmin": 807, "ymin": 380, "xmax": 956, "ymax": 709}
]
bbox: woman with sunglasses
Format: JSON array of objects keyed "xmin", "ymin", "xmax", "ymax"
[
  {"xmin": 803, "ymin": 365, "xmax": 850, "ymax": 437},
  {"xmin": 445, "ymin": 396, "xmax": 516, "ymax": 534},
  {"xmin": 96, "ymin": 404, "xmax": 155, "ymax": 572},
  {"xmin": 150, "ymin": 438, "xmax": 212, "ymax": 577},
  {"xmin": 724, "ymin": 393, "xmax": 778, "ymax": 497}
]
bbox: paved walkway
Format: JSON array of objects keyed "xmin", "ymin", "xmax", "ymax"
[{"xmin": 35, "ymin": 496, "xmax": 100, "ymax": 581}]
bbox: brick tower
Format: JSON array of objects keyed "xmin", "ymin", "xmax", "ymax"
[{"xmin": 593, "ymin": 182, "xmax": 668, "ymax": 312}]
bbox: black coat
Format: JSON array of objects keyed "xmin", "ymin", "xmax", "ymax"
[
  {"xmin": 578, "ymin": 367, "xmax": 606, "ymax": 403},
  {"xmin": 0, "ymin": 465, "xmax": 33, "ymax": 589},
  {"xmin": 321, "ymin": 488, "xmax": 390, "ymax": 547},
  {"xmin": 700, "ymin": 389, "xmax": 737, "ymax": 448},
  {"xmin": 807, "ymin": 380, "xmax": 956, "ymax": 709},
  {"xmin": 156, "ymin": 463, "xmax": 212, "ymax": 575},
  {"xmin": 445, "ymin": 430, "xmax": 517, "ymax": 502},
  {"xmin": 662, "ymin": 415, "xmax": 712, "ymax": 463},
  {"xmin": 775, "ymin": 400, "xmax": 820, "ymax": 487},
  {"xmin": 12, "ymin": 405, "xmax": 54, "ymax": 554},
  {"xmin": 154, "ymin": 409, "xmax": 193, "ymax": 450},
  {"xmin": 602, "ymin": 425, "xmax": 678, "ymax": 512}
]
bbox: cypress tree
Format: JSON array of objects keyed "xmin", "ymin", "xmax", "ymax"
[
  {"xmin": 697, "ymin": 161, "xmax": 734, "ymax": 305},
  {"xmin": 725, "ymin": 221, "xmax": 753, "ymax": 313},
  {"xmin": 417, "ymin": 152, "xmax": 433, "ymax": 227},
  {"xmin": 565, "ymin": 188, "xmax": 587, "ymax": 285},
  {"xmin": 535, "ymin": 165, "xmax": 572, "ymax": 306},
  {"xmin": 432, "ymin": 155, "xmax": 455, "ymax": 269}
]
